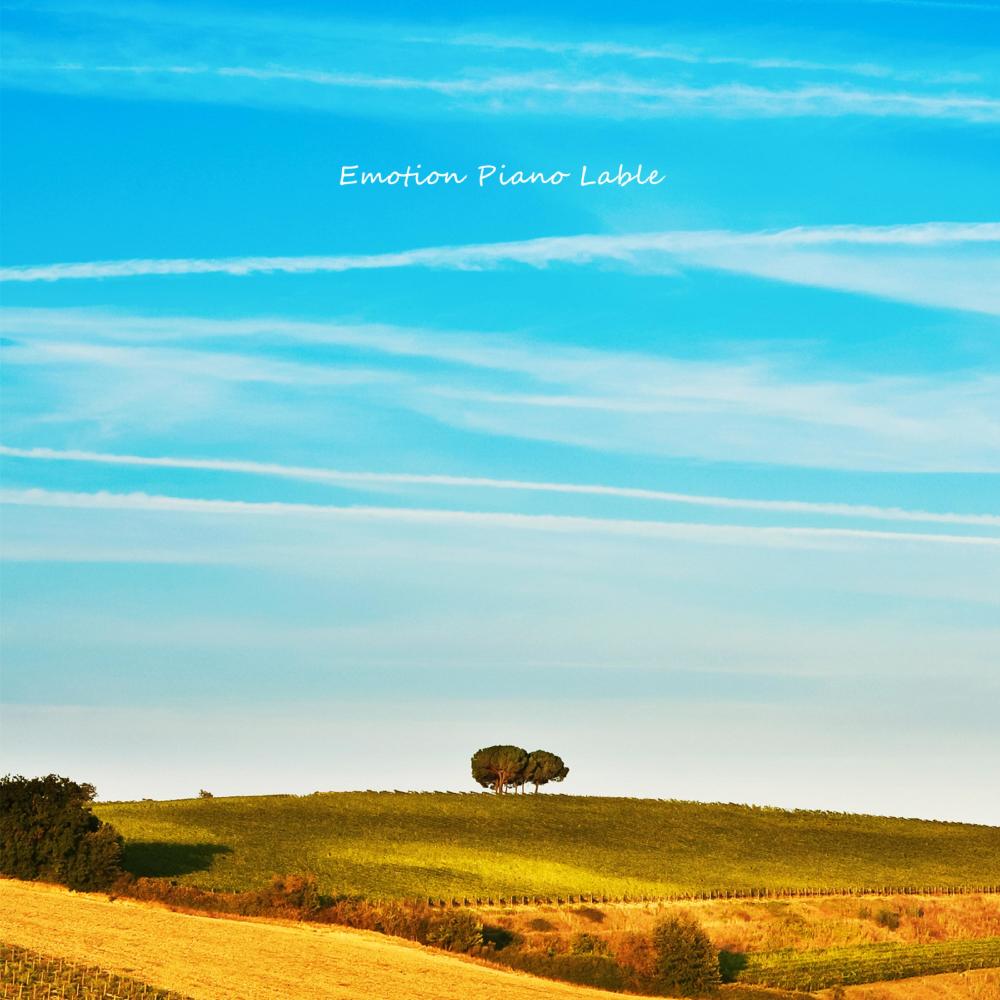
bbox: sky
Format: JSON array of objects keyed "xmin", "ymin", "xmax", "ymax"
[{"xmin": 1, "ymin": 0, "xmax": 998, "ymax": 822}]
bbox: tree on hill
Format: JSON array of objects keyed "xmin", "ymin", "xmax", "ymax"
[
  {"xmin": 470, "ymin": 746, "xmax": 528, "ymax": 794},
  {"xmin": 523, "ymin": 750, "xmax": 569, "ymax": 794},
  {"xmin": 0, "ymin": 774, "xmax": 123, "ymax": 891}
]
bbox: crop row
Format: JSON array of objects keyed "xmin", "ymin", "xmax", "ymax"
[
  {"xmin": 427, "ymin": 883, "xmax": 1000, "ymax": 908},
  {"xmin": 732, "ymin": 937, "xmax": 1000, "ymax": 990},
  {"xmin": 0, "ymin": 943, "xmax": 187, "ymax": 999}
]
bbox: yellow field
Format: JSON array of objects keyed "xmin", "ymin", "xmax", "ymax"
[
  {"xmin": 0, "ymin": 880, "xmax": 615, "ymax": 1000},
  {"xmin": 831, "ymin": 969, "xmax": 1000, "ymax": 999}
]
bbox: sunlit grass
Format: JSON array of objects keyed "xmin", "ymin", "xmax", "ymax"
[{"xmin": 96, "ymin": 792, "xmax": 1000, "ymax": 900}]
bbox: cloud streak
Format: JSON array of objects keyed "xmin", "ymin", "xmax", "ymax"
[
  {"xmin": 4, "ymin": 307, "xmax": 999, "ymax": 473},
  {"xmin": 2, "ymin": 487, "xmax": 997, "ymax": 550},
  {"xmin": 3, "ymin": 444, "xmax": 997, "ymax": 528},
  {"xmin": 79, "ymin": 64, "xmax": 1000, "ymax": 118},
  {"xmin": 3, "ymin": 223, "xmax": 999, "ymax": 317}
]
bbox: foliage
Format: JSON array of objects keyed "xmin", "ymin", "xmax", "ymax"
[
  {"xmin": 198, "ymin": 790, "xmax": 214, "ymax": 799},
  {"xmin": 570, "ymin": 931, "xmax": 609, "ymax": 955},
  {"xmin": 732, "ymin": 937, "xmax": 1000, "ymax": 990},
  {"xmin": 0, "ymin": 773, "xmax": 123, "ymax": 891},
  {"xmin": 425, "ymin": 911, "xmax": 484, "ymax": 952},
  {"xmin": 95, "ymin": 792, "xmax": 1000, "ymax": 901},
  {"xmin": 648, "ymin": 915, "xmax": 721, "ymax": 996},
  {"xmin": 523, "ymin": 750, "xmax": 570, "ymax": 793},
  {"xmin": 494, "ymin": 950, "xmax": 626, "ymax": 991},
  {"xmin": 874, "ymin": 907, "xmax": 900, "ymax": 930},
  {"xmin": 471, "ymin": 746, "xmax": 528, "ymax": 794},
  {"xmin": 0, "ymin": 943, "xmax": 187, "ymax": 999},
  {"xmin": 263, "ymin": 872, "xmax": 321, "ymax": 912}
]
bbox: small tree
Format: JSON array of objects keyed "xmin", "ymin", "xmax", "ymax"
[
  {"xmin": 470, "ymin": 746, "xmax": 528, "ymax": 794},
  {"xmin": 523, "ymin": 750, "xmax": 569, "ymax": 793},
  {"xmin": 649, "ymin": 915, "xmax": 720, "ymax": 996},
  {"xmin": 0, "ymin": 774, "xmax": 123, "ymax": 891}
]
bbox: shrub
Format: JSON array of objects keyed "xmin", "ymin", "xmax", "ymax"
[
  {"xmin": 264, "ymin": 874, "xmax": 320, "ymax": 913},
  {"xmin": 571, "ymin": 932, "xmax": 609, "ymax": 955},
  {"xmin": 649, "ymin": 915, "xmax": 721, "ymax": 996},
  {"xmin": 198, "ymin": 790, "xmax": 214, "ymax": 799},
  {"xmin": 611, "ymin": 931, "xmax": 658, "ymax": 986},
  {"xmin": 0, "ymin": 774, "xmax": 123, "ymax": 891},
  {"xmin": 482, "ymin": 925, "xmax": 516, "ymax": 950},
  {"xmin": 497, "ymin": 950, "xmax": 625, "ymax": 991},
  {"xmin": 875, "ymin": 909, "xmax": 901, "ymax": 931},
  {"xmin": 575, "ymin": 906, "xmax": 606, "ymax": 923},
  {"xmin": 314, "ymin": 897, "xmax": 434, "ymax": 942},
  {"xmin": 426, "ymin": 911, "xmax": 484, "ymax": 953}
]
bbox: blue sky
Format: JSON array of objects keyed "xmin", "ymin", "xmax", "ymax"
[{"xmin": 1, "ymin": 0, "xmax": 998, "ymax": 821}]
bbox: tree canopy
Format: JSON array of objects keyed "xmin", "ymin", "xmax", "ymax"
[
  {"xmin": 470, "ymin": 746, "xmax": 569, "ymax": 794},
  {"xmin": 523, "ymin": 750, "xmax": 569, "ymax": 793},
  {"xmin": 471, "ymin": 745, "xmax": 528, "ymax": 794},
  {"xmin": 0, "ymin": 774, "xmax": 123, "ymax": 890}
]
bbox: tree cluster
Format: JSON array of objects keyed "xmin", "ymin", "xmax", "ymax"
[
  {"xmin": 470, "ymin": 746, "xmax": 569, "ymax": 795},
  {"xmin": 0, "ymin": 774, "xmax": 123, "ymax": 891}
]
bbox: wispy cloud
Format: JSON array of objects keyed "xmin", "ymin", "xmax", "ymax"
[
  {"xmin": 0, "ymin": 340, "xmax": 395, "ymax": 387},
  {"xmin": 4, "ymin": 308, "xmax": 999, "ymax": 473},
  {"xmin": 3, "ymin": 444, "xmax": 997, "ymax": 528},
  {"xmin": 431, "ymin": 33, "xmax": 939, "ymax": 80},
  {"xmin": 2, "ymin": 487, "xmax": 998, "ymax": 549},
  {"xmin": 3, "ymin": 223, "xmax": 998, "ymax": 316},
  {"xmin": 5, "ymin": 0, "xmax": 996, "ymax": 124},
  {"xmin": 18, "ymin": 62, "xmax": 996, "ymax": 122}
]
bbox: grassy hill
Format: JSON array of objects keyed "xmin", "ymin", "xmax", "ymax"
[{"xmin": 95, "ymin": 793, "xmax": 1000, "ymax": 900}]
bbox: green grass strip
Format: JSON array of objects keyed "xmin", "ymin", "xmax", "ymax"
[{"xmin": 733, "ymin": 936, "xmax": 1000, "ymax": 990}]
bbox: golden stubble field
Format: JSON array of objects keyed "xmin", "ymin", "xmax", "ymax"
[{"xmin": 0, "ymin": 879, "xmax": 614, "ymax": 1000}]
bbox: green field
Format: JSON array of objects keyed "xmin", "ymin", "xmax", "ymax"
[
  {"xmin": 732, "ymin": 938, "xmax": 1000, "ymax": 990},
  {"xmin": 95, "ymin": 793, "xmax": 1000, "ymax": 900}
]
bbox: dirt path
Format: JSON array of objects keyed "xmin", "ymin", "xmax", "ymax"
[{"xmin": 0, "ymin": 880, "xmax": 616, "ymax": 1000}]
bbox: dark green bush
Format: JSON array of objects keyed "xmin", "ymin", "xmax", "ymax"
[
  {"xmin": 649, "ymin": 915, "xmax": 721, "ymax": 996},
  {"xmin": 875, "ymin": 908, "xmax": 900, "ymax": 931},
  {"xmin": 426, "ymin": 911, "xmax": 484, "ymax": 952},
  {"xmin": 482, "ymin": 925, "xmax": 516, "ymax": 950},
  {"xmin": 0, "ymin": 774, "xmax": 123, "ymax": 891}
]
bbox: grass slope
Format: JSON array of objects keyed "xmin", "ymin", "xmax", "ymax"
[{"xmin": 95, "ymin": 793, "xmax": 1000, "ymax": 901}]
